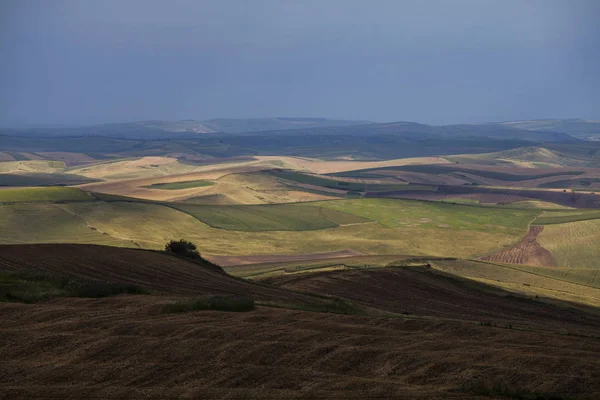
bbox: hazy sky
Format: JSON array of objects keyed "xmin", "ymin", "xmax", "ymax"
[{"xmin": 1, "ymin": 0, "xmax": 598, "ymax": 126}]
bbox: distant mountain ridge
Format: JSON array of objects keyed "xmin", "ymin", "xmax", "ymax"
[
  {"xmin": 492, "ymin": 119, "xmax": 600, "ymax": 141},
  {"xmin": 0, "ymin": 118, "xmax": 373, "ymax": 138},
  {"xmin": 0, "ymin": 118, "xmax": 576, "ymax": 143}
]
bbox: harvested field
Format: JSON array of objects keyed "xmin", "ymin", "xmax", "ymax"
[
  {"xmin": 209, "ymin": 249, "xmax": 363, "ymax": 267},
  {"xmin": 481, "ymin": 226, "xmax": 556, "ymax": 266},
  {"xmin": 537, "ymin": 219, "xmax": 600, "ymax": 268},
  {"xmin": 0, "ymin": 187, "xmax": 94, "ymax": 203},
  {"xmin": 2, "ymin": 296, "xmax": 600, "ymax": 399},
  {"xmin": 0, "ymin": 160, "xmax": 66, "ymax": 174},
  {"xmin": 33, "ymin": 152, "xmax": 97, "ymax": 166},
  {"xmin": 264, "ymin": 266, "xmax": 600, "ymax": 334},
  {"xmin": 0, "ymin": 244, "xmax": 320, "ymax": 304},
  {"xmin": 170, "ymin": 203, "xmax": 371, "ymax": 231},
  {"xmin": 433, "ymin": 260, "xmax": 600, "ymax": 308},
  {"xmin": 372, "ymin": 185, "xmax": 600, "ymax": 208},
  {"xmin": 255, "ymin": 155, "xmax": 451, "ymax": 173},
  {"xmin": 2, "ymin": 245, "xmax": 600, "ymax": 398}
]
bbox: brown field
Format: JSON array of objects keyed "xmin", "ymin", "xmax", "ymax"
[
  {"xmin": 2, "ymin": 244, "xmax": 600, "ymax": 398},
  {"xmin": 0, "ymin": 152, "xmax": 15, "ymax": 161},
  {"xmin": 255, "ymin": 155, "xmax": 451, "ymax": 173},
  {"xmin": 373, "ymin": 185, "xmax": 600, "ymax": 208},
  {"xmin": 34, "ymin": 151, "xmax": 98, "ymax": 165},
  {"xmin": 0, "ymin": 244, "xmax": 320, "ymax": 304},
  {"xmin": 481, "ymin": 226, "xmax": 556, "ymax": 266}
]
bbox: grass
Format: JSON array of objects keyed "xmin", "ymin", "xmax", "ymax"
[
  {"xmin": 267, "ymin": 169, "xmax": 435, "ymax": 192},
  {"xmin": 0, "ymin": 187, "xmax": 93, "ymax": 203},
  {"xmin": 310, "ymin": 198, "xmax": 539, "ymax": 232},
  {"xmin": 0, "ymin": 271, "xmax": 148, "ymax": 303},
  {"xmin": 0, "ymin": 203, "xmax": 135, "ymax": 247},
  {"xmin": 537, "ymin": 219, "xmax": 600, "ymax": 268},
  {"xmin": 533, "ymin": 209, "xmax": 600, "ymax": 225},
  {"xmin": 143, "ymin": 180, "xmax": 214, "ymax": 190},
  {"xmin": 0, "ymin": 173, "xmax": 97, "ymax": 187},
  {"xmin": 169, "ymin": 203, "xmax": 371, "ymax": 231},
  {"xmin": 435, "ymin": 260, "xmax": 600, "ymax": 307},
  {"xmin": 1, "ymin": 199, "xmax": 536, "ymax": 260},
  {"xmin": 163, "ymin": 295, "xmax": 255, "ymax": 313}
]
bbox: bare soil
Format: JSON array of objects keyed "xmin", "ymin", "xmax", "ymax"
[
  {"xmin": 481, "ymin": 226, "xmax": 557, "ymax": 266},
  {"xmin": 1, "ymin": 244, "xmax": 600, "ymax": 399}
]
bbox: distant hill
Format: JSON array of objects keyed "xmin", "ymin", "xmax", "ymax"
[
  {"xmin": 0, "ymin": 118, "xmax": 373, "ymax": 139},
  {"xmin": 493, "ymin": 119, "xmax": 600, "ymax": 141}
]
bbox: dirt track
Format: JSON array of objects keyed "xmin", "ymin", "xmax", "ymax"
[
  {"xmin": 207, "ymin": 249, "xmax": 363, "ymax": 266},
  {"xmin": 482, "ymin": 225, "xmax": 557, "ymax": 266}
]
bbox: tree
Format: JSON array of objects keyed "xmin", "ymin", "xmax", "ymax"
[{"xmin": 164, "ymin": 239, "xmax": 200, "ymax": 259}]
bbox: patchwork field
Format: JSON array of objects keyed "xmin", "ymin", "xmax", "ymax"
[
  {"xmin": 0, "ymin": 197, "xmax": 536, "ymax": 259},
  {"xmin": 142, "ymin": 179, "xmax": 214, "ymax": 190},
  {"xmin": 171, "ymin": 203, "xmax": 371, "ymax": 231},
  {"xmin": 537, "ymin": 219, "xmax": 600, "ymax": 268}
]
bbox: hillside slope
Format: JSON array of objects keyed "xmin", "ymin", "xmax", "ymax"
[{"xmin": 0, "ymin": 244, "xmax": 320, "ymax": 305}]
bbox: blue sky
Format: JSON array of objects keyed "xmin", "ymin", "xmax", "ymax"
[{"xmin": 1, "ymin": 0, "xmax": 598, "ymax": 126}]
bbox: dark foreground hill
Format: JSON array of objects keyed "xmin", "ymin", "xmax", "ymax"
[{"xmin": 1, "ymin": 244, "xmax": 600, "ymax": 399}]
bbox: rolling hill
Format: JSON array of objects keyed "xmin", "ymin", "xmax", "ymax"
[
  {"xmin": 496, "ymin": 119, "xmax": 600, "ymax": 141},
  {"xmin": 2, "ymin": 244, "xmax": 600, "ymax": 398}
]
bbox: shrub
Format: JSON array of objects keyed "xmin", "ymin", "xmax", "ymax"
[
  {"xmin": 0, "ymin": 271, "xmax": 148, "ymax": 303},
  {"xmin": 163, "ymin": 295, "xmax": 255, "ymax": 313},
  {"xmin": 164, "ymin": 239, "xmax": 201, "ymax": 259}
]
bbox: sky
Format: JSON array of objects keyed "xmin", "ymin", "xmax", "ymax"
[{"xmin": 1, "ymin": 0, "xmax": 599, "ymax": 126}]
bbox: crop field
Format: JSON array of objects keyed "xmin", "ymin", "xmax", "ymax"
[
  {"xmin": 170, "ymin": 203, "xmax": 371, "ymax": 231},
  {"xmin": 0, "ymin": 187, "xmax": 94, "ymax": 203},
  {"xmin": 0, "ymin": 160, "xmax": 66, "ymax": 174},
  {"xmin": 310, "ymin": 198, "xmax": 539, "ymax": 232},
  {"xmin": 539, "ymin": 178, "xmax": 600, "ymax": 189},
  {"xmin": 433, "ymin": 259, "xmax": 600, "ymax": 307},
  {"xmin": 332, "ymin": 164, "xmax": 584, "ymax": 181},
  {"xmin": 0, "ymin": 203, "xmax": 132, "ymax": 246},
  {"xmin": 142, "ymin": 179, "xmax": 215, "ymax": 190},
  {"xmin": 266, "ymin": 169, "xmax": 436, "ymax": 193},
  {"xmin": 537, "ymin": 219, "xmax": 600, "ymax": 268},
  {"xmin": 0, "ymin": 173, "xmax": 97, "ymax": 187},
  {"xmin": 0, "ymin": 198, "xmax": 530, "ymax": 258},
  {"xmin": 533, "ymin": 209, "xmax": 600, "ymax": 225},
  {"xmin": 223, "ymin": 255, "xmax": 414, "ymax": 278}
]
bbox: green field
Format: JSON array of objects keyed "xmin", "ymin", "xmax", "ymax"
[
  {"xmin": 0, "ymin": 187, "xmax": 94, "ymax": 203},
  {"xmin": 143, "ymin": 180, "xmax": 215, "ymax": 190},
  {"xmin": 0, "ymin": 203, "xmax": 132, "ymax": 246},
  {"xmin": 0, "ymin": 198, "xmax": 532, "ymax": 259},
  {"xmin": 0, "ymin": 173, "xmax": 97, "ymax": 187},
  {"xmin": 537, "ymin": 219, "xmax": 600, "ymax": 268},
  {"xmin": 533, "ymin": 209, "xmax": 600, "ymax": 225},
  {"xmin": 310, "ymin": 198, "xmax": 539, "ymax": 232},
  {"xmin": 169, "ymin": 203, "xmax": 371, "ymax": 231},
  {"xmin": 267, "ymin": 170, "xmax": 435, "ymax": 193}
]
